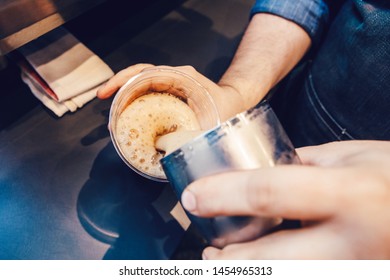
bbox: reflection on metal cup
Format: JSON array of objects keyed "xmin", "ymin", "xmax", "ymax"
[{"xmin": 160, "ymin": 100, "xmax": 300, "ymax": 248}]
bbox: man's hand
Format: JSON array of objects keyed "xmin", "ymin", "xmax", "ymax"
[
  {"xmin": 181, "ymin": 140, "xmax": 390, "ymax": 259},
  {"xmin": 97, "ymin": 64, "xmax": 247, "ymax": 121}
]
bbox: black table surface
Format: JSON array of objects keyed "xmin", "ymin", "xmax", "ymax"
[{"xmin": 0, "ymin": 0, "xmax": 255, "ymax": 260}]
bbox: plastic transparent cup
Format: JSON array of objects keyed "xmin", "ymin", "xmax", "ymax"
[
  {"xmin": 109, "ymin": 67, "xmax": 221, "ymax": 182},
  {"xmin": 161, "ymin": 100, "xmax": 301, "ymax": 248}
]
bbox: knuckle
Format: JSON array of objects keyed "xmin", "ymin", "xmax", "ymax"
[
  {"xmin": 177, "ymin": 65, "xmax": 197, "ymax": 74},
  {"xmin": 335, "ymin": 169, "xmax": 389, "ymax": 209},
  {"xmin": 246, "ymin": 173, "xmax": 274, "ymax": 214}
]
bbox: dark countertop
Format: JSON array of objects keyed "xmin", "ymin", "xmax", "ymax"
[
  {"xmin": 0, "ymin": 0, "xmax": 107, "ymax": 55},
  {"xmin": 0, "ymin": 0, "xmax": 255, "ymax": 260}
]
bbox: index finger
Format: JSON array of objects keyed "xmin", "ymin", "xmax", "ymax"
[
  {"xmin": 97, "ymin": 63, "xmax": 154, "ymax": 99},
  {"xmin": 181, "ymin": 165, "xmax": 344, "ymax": 220}
]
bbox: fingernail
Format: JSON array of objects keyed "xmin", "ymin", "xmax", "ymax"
[
  {"xmin": 181, "ymin": 190, "xmax": 197, "ymax": 213},
  {"xmin": 202, "ymin": 247, "xmax": 218, "ymax": 260}
]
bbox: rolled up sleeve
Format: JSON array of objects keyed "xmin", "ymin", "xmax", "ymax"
[{"xmin": 250, "ymin": 0, "xmax": 329, "ymax": 45}]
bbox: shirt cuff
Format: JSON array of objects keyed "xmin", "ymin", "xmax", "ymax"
[{"xmin": 250, "ymin": 0, "xmax": 329, "ymax": 46}]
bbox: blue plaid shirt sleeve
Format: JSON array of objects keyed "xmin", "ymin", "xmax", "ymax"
[{"xmin": 250, "ymin": 0, "xmax": 329, "ymax": 45}]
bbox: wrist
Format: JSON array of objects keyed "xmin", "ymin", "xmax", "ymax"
[
  {"xmin": 210, "ymin": 82, "xmax": 251, "ymax": 121},
  {"xmin": 218, "ymin": 73, "xmax": 271, "ymax": 110}
]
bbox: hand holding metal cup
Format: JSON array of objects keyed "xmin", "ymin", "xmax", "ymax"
[
  {"xmin": 109, "ymin": 68, "xmax": 300, "ymax": 248},
  {"xmin": 160, "ymin": 100, "xmax": 300, "ymax": 248}
]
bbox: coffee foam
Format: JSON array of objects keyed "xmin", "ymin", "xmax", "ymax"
[{"xmin": 116, "ymin": 92, "xmax": 201, "ymax": 179}]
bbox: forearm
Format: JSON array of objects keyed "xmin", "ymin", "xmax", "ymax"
[{"xmin": 218, "ymin": 13, "xmax": 311, "ymax": 111}]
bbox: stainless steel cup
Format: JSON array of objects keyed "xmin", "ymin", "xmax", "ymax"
[{"xmin": 160, "ymin": 100, "xmax": 300, "ymax": 248}]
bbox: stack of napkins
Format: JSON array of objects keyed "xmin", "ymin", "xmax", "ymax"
[{"xmin": 18, "ymin": 27, "xmax": 114, "ymax": 117}]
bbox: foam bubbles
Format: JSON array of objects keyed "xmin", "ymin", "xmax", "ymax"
[{"xmin": 116, "ymin": 92, "xmax": 201, "ymax": 179}]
